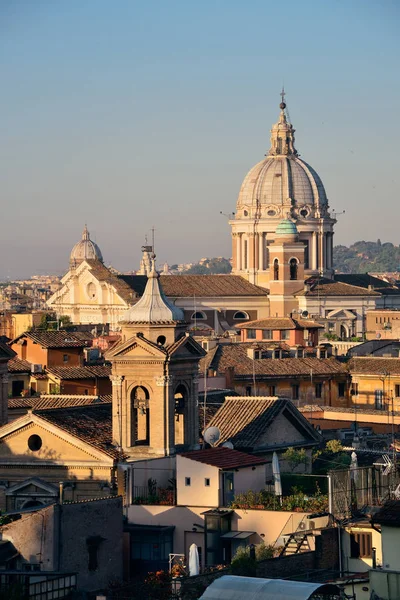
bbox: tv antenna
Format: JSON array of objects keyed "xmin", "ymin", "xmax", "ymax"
[{"xmin": 331, "ymin": 209, "xmax": 345, "ymax": 220}]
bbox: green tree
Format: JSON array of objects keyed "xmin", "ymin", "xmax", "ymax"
[{"xmin": 282, "ymin": 447, "xmax": 309, "ymax": 472}]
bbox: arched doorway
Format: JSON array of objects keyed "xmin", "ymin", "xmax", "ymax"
[
  {"xmin": 340, "ymin": 324, "xmax": 349, "ymax": 340},
  {"xmin": 174, "ymin": 384, "xmax": 188, "ymax": 446},
  {"xmin": 131, "ymin": 386, "xmax": 150, "ymax": 446}
]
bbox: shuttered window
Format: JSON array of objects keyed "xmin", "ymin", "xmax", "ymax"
[{"xmin": 350, "ymin": 532, "xmax": 372, "ymax": 558}]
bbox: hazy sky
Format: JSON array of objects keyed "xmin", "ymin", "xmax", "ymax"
[{"xmin": 1, "ymin": 0, "xmax": 399, "ymax": 278}]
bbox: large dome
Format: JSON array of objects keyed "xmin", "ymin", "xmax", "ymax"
[
  {"xmin": 70, "ymin": 225, "xmax": 103, "ymax": 266},
  {"xmin": 237, "ymin": 155, "xmax": 327, "ymax": 208},
  {"xmin": 236, "ymin": 101, "xmax": 328, "ymax": 217}
]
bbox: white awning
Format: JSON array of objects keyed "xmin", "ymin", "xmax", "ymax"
[{"xmin": 199, "ymin": 576, "xmax": 340, "ymax": 600}]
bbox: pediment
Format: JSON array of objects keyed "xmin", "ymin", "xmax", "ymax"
[
  {"xmin": 0, "ymin": 416, "xmax": 112, "ymax": 463},
  {"xmin": 106, "ymin": 336, "xmax": 166, "ymax": 360},
  {"xmin": 6, "ymin": 478, "xmax": 58, "ymax": 496},
  {"xmin": 326, "ymin": 308, "xmax": 357, "ymax": 320}
]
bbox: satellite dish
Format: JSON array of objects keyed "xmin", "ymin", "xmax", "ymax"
[
  {"xmin": 221, "ymin": 441, "xmax": 234, "ymax": 450},
  {"xmin": 203, "ymin": 426, "xmax": 221, "ymax": 447},
  {"xmin": 301, "ymin": 310, "xmax": 309, "ymax": 318},
  {"xmin": 376, "ymin": 332, "xmax": 382, "ymax": 339}
]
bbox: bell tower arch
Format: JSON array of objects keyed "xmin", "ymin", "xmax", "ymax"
[{"xmin": 106, "ymin": 257, "xmax": 205, "ymax": 458}]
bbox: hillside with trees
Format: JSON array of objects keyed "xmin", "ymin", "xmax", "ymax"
[{"xmin": 333, "ymin": 240, "xmax": 400, "ymax": 274}]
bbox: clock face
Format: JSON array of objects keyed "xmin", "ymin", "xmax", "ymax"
[{"xmin": 87, "ymin": 282, "xmax": 97, "ymax": 299}]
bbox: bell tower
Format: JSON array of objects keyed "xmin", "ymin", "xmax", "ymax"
[
  {"xmin": 106, "ymin": 257, "xmax": 205, "ymax": 458},
  {"xmin": 268, "ymin": 219, "xmax": 305, "ymax": 317}
]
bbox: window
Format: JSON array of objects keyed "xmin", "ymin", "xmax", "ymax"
[
  {"xmin": 205, "ymin": 478, "xmax": 210, "ymax": 487},
  {"xmin": 375, "ymin": 389, "xmax": 384, "ymax": 410},
  {"xmin": 292, "ymin": 384, "xmax": 299, "ymax": 400},
  {"xmin": 281, "ymin": 330, "xmax": 290, "ymax": 341},
  {"xmin": 350, "ymin": 532, "xmax": 372, "ymax": 558},
  {"xmin": 28, "ymin": 435, "xmax": 42, "ymax": 452},
  {"xmin": 351, "ymin": 383, "xmax": 359, "ymax": 397},
  {"xmin": 185, "ymin": 477, "xmax": 191, "ymax": 486},
  {"xmin": 245, "ymin": 386, "xmax": 252, "ymax": 396},
  {"xmin": 262, "ymin": 329, "xmax": 272, "ymax": 340},
  {"xmin": 338, "ymin": 382, "xmax": 346, "ymax": 398},
  {"xmin": 315, "ymin": 383, "xmax": 323, "ymax": 399},
  {"xmin": 233, "ymin": 311, "xmax": 249, "ymax": 320},
  {"xmin": 274, "ymin": 259, "xmax": 279, "ymax": 281},
  {"xmin": 289, "ymin": 258, "xmax": 298, "ymax": 280},
  {"xmin": 244, "ymin": 240, "xmax": 248, "ymax": 270},
  {"xmin": 49, "ymin": 383, "xmax": 58, "ymax": 394},
  {"xmin": 304, "ymin": 240, "xmax": 309, "ymax": 269},
  {"xmin": 191, "ymin": 311, "xmax": 207, "ymax": 320},
  {"xmin": 63, "ymin": 354, "xmax": 69, "ymax": 363},
  {"xmin": 395, "ymin": 384, "xmax": 400, "ymax": 398},
  {"xmin": 273, "ymin": 350, "xmax": 280, "ymax": 359},
  {"xmin": 247, "ymin": 329, "xmax": 256, "ymax": 340},
  {"xmin": 297, "ymin": 348, "xmax": 304, "ymax": 358},
  {"xmin": 319, "ymin": 349, "xmax": 326, "ymax": 359},
  {"xmin": 87, "ymin": 536, "xmax": 104, "ymax": 571},
  {"xmin": 268, "ymin": 385, "xmax": 276, "ymax": 396},
  {"xmin": 254, "ymin": 350, "xmax": 261, "ymax": 360}
]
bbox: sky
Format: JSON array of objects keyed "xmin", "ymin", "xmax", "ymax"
[{"xmin": 1, "ymin": 0, "xmax": 399, "ymax": 278}]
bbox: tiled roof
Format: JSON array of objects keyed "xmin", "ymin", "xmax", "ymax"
[
  {"xmin": 349, "ymin": 357, "xmax": 400, "ymax": 376},
  {"xmin": 200, "ymin": 343, "xmax": 348, "ymax": 379},
  {"xmin": 118, "ymin": 274, "xmax": 268, "ymax": 298},
  {"xmin": 198, "ymin": 389, "xmax": 238, "ymax": 429},
  {"xmin": 8, "ymin": 358, "xmax": 32, "ymax": 373},
  {"xmin": 296, "ymin": 277, "xmax": 381, "ymax": 297},
  {"xmin": 299, "ymin": 404, "xmax": 400, "ymax": 417},
  {"xmin": 237, "ymin": 317, "xmax": 323, "ymax": 330},
  {"xmin": 372, "ymin": 501, "xmax": 400, "ymax": 526},
  {"xmin": 12, "ymin": 330, "xmax": 88, "ymax": 348},
  {"xmin": 46, "ymin": 365, "xmax": 111, "ymax": 380},
  {"xmin": 0, "ymin": 342, "xmax": 16, "ymax": 361},
  {"xmin": 34, "ymin": 404, "xmax": 116, "ymax": 458},
  {"xmin": 9, "ymin": 394, "xmax": 111, "ymax": 410},
  {"xmin": 207, "ymin": 396, "xmax": 320, "ymax": 450},
  {"xmin": 335, "ymin": 274, "xmax": 400, "ymax": 294},
  {"xmin": 179, "ymin": 447, "xmax": 267, "ymax": 469}
]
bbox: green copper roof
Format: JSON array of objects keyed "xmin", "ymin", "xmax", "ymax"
[{"xmin": 275, "ymin": 219, "xmax": 298, "ymax": 235}]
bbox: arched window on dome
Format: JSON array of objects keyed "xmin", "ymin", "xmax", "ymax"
[
  {"xmin": 274, "ymin": 259, "xmax": 279, "ymax": 281},
  {"xmin": 191, "ymin": 311, "xmax": 207, "ymax": 320},
  {"xmin": 289, "ymin": 258, "xmax": 298, "ymax": 280},
  {"xmin": 233, "ymin": 311, "xmax": 249, "ymax": 321},
  {"xmin": 131, "ymin": 386, "xmax": 150, "ymax": 446}
]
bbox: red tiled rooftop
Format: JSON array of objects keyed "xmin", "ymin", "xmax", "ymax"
[{"xmin": 179, "ymin": 447, "xmax": 267, "ymax": 469}]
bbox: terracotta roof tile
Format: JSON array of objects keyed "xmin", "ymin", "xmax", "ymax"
[
  {"xmin": 349, "ymin": 357, "xmax": 400, "ymax": 376},
  {"xmin": 207, "ymin": 396, "xmax": 320, "ymax": 450},
  {"xmin": 296, "ymin": 277, "xmax": 381, "ymax": 297},
  {"xmin": 237, "ymin": 317, "xmax": 323, "ymax": 330},
  {"xmin": 8, "ymin": 358, "xmax": 32, "ymax": 373},
  {"xmin": 200, "ymin": 343, "xmax": 347, "ymax": 379},
  {"xmin": 9, "ymin": 394, "xmax": 111, "ymax": 410},
  {"xmin": 34, "ymin": 404, "xmax": 116, "ymax": 458},
  {"xmin": 180, "ymin": 447, "xmax": 267, "ymax": 469},
  {"xmin": 118, "ymin": 274, "xmax": 268, "ymax": 298},
  {"xmin": 12, "ymin": 331, "xmax": 88, "ymax": 348},
  {"xmin": 46, "ymin": 365, "xmax": 111, "ymax": 380}
]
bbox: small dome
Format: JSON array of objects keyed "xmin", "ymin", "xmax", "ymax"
[
  {"xmin": 275, "ymin": 219, "xmax": 298, "ymax": 236},
  {"xmin": 70, "ymin": 226, "xmax": 103, "ymax": 267}
]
